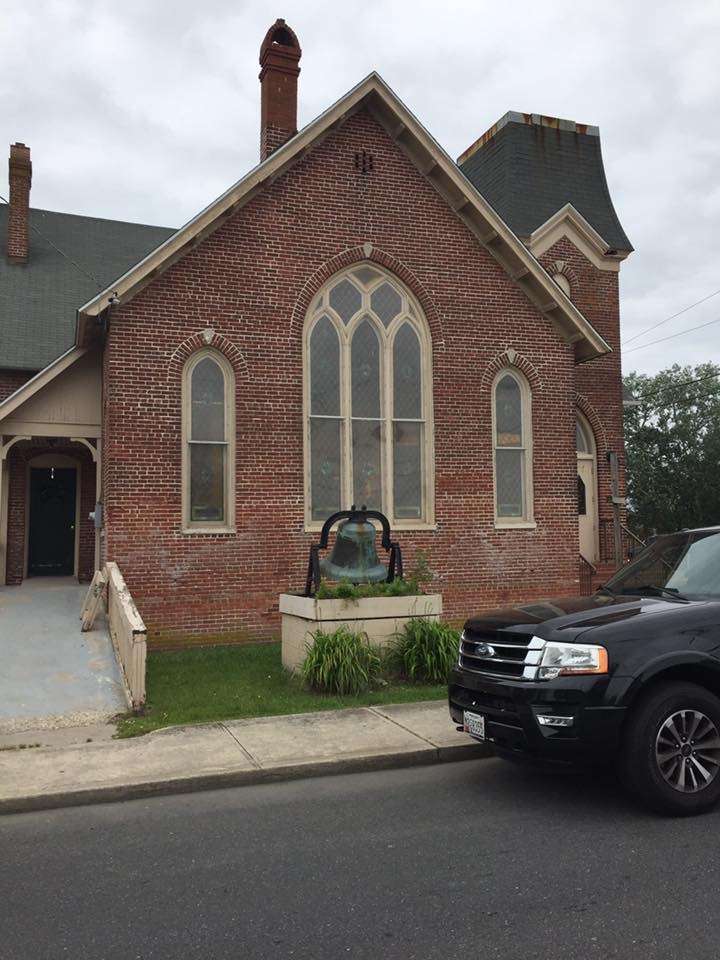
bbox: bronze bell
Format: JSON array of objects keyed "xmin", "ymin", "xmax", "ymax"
[
  {"xmin": 304, "ymin": 506, "xmax": 403, "ymax": 596},
  {"xmin": 320, "ymin": 514, "xmax": 388, "ymax": 584}
]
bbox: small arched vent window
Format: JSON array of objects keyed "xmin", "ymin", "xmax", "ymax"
[
  {"xmin": 304, "ymin": 265, "xmax": 434, "ymax": 527},
  {"xmin": 553, "ymin": 273, "xmax": 571, "ymax": 297},
  {"xmin": 492, "ymin": 369, "xmax": 533, "ymax": 524},
  {"xmin": 182, "ymin": 350, "xmax": 235, "ymax": 531}
]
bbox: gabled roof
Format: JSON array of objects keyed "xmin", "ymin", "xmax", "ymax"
[
  {"xmin": 0, "ymin": 205, "xmax": 173, "ymax": 371},
  {"xmin": 77, "ymin": 73, "xmax": 611, "ymax": 363},
  {"xmin": 0, "ymin": 345, "xmax": 86, "ymax": 421},
  {"xmin": 459, "ymin": 111, "xmax": 632, "ymax": 256},
  {"xmin": 527, "ymin": 203, "xmax": 621, "ymax": 273}
]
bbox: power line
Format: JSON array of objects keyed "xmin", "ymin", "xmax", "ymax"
[
  {"xmin": 623, "ymin": 314, "xmax": 720, "ymax": 354},
  {"xmin": 622, "ymin": 286, "xmax": 720, "ymax": 346},
  {"xmin": 630, "ymin": 371, "xmax": 720, "ymax": 404},
  {"xmin": 0, "ymin": 194, "xmax": 104, "ymax": 289}
]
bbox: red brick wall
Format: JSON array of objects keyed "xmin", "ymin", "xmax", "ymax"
[
  {"xmin": 5, "ymin": 443, "xmax": 95, "ymax": 584},
  {"xmin": 103, "ymin": 108, "xmax": 609, "ymax": 642},
  {"xmin": 0, "ymin": 368, "xmax": 35, "ymax": 403},
  {"xmin": 539, "ymin": 238, "xmax": 626, "ymax": 570}
]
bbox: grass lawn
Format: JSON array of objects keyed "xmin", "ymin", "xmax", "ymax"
[{"xmin": 117, "ymin": 642, "xmax": 447, "ymax": 737}]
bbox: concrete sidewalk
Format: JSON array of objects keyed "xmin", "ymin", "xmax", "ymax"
[{"xmin": 0, "ymin": 701, "xmax": 490, "ymax": 814}]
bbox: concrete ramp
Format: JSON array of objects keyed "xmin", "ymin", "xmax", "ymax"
[{"xmin": 0, "ymin": 578, "xmax": 126, "ymax": 734}]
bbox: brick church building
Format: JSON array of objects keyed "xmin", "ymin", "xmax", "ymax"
[{"xmin": 0, "ymin": 20, "xmax": 632, "ymax": 642}]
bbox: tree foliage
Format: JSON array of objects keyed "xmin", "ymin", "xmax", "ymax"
[{"xmin": 624, "ymin": 363, "xmax": 720, "ymax": 537}]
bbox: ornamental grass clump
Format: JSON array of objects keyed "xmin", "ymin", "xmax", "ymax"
[
  {"xmin": 302, "ymin": 627, "xmax": 383, "ymax": 695},
  {"xmin": 386, "ymin": 618, "xmax": 461, "ymax": 684}
]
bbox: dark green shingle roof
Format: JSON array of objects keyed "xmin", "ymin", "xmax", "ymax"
[
  {"xmin": 0, "ymin": 206, "xmax": 174, "ymax": 371},
  {"xmin": 459, "ymin": 112, "xmax": 632, "ymax": 254}
]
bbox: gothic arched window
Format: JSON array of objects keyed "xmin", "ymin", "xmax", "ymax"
[
  {"xmin": 492, "ymin": 368, "xmax": 533, "ymax": 523},
  {"xmin": 304, "ymin": 265, "xmax": 434, "ymax": 526},
  {"xmin": 182, "ymin": 350, "xmax": 235, "ymax": 530}
]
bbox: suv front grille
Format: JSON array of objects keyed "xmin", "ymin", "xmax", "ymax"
[
  {"xmin": 450, "ymin": 686, "xmax": 520, "ymax": 721},
  {"xmin": 458, "ymin": 629, "xmax": 544, "ymax": 681}
]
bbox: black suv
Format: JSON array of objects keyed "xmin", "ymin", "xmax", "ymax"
[{"xmin": 449, "ymin": 526, "xmax": 720, "ymax": 815}]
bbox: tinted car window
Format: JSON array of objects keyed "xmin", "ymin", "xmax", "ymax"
[
  {"xmin": 606, "ymin": 531, "xmax": 720, "ymax": 600},
  {"xmin": 667, "ymin": 534, "xmax": 720, "ymax": 597}
]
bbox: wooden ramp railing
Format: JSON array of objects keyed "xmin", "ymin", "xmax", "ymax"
[
  {"xmin": 579, "ymin": 554, "xmax": 597, "ymax": 596},
  {"xmin": 80, "ymin": 563, "xmax": 147, "ymax": 713}
]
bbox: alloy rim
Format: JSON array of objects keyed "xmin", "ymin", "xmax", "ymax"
[{"xmin": 655, "ymin": 709, "xmax": 720, "ymax": 793}]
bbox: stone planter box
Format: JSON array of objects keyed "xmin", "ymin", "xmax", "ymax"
[{"xmin": 279, "ymin": 592, "xmax": 443, "ymax": 672}]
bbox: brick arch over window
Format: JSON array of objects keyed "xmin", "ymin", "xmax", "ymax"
[
  {"xmin": 549, "ymin": 259, "xmax": 580, "ymax": 289},
  {"xmin": 288, "ymin": 245, "xmax": 445, "ymax": 351},
  {"xmin": 167, "ymin": 330, "xmax": 248, "ymax": 386},
  {"xmin": 575, "ymin": 392, "xmax": 608, "ymax": 455},
  {"xmin": 480, "ymin": 349, "xmax": 543, "ymax": 393}
]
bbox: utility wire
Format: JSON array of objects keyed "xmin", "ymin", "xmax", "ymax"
[
  {"xmin": 0, "ymin": 193, "xmax": 104, "ymax": 289},
  {"xmin": 630, "ymin": 371, "xmax": 720, "ymax": 404},
  {"xmin": 622, "ymin": 286, "xmax": 720, "ymax": 346},
  {"xmin": 623, "ymin": 314, "xmax": 720, "ymax": 354}
]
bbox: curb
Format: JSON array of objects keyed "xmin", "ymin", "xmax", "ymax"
[{"xmin": 0, "ymin": 740, "xmax": 492, "ymax": 816}]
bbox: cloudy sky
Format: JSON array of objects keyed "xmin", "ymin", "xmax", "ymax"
[{"xmin": 2, "ymin": 0, "xmax": 719, "ymax": 376}]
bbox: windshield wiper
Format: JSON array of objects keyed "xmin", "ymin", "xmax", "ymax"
[
  {"xmin": 629, "ymin": 585, "xmax": 691, "ymax": 603},
  {"xmin": 595, "ymin": 584, "xmax": 616, "ymax": 598}
]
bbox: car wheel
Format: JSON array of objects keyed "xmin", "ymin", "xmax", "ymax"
[{"xmin": 621, "ymin": 682, "xmax": 720, "ymax": 816}]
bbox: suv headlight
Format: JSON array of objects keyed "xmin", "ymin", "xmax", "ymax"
[{"xmin": 537, "ymin": 641, "xmax": 608, "ymax": 680}]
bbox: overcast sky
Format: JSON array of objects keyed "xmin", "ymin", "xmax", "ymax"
[{"xmin": 2, "ymin": 0, "xmax": 719, "ymax": 377}]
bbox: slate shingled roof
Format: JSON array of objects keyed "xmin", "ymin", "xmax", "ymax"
[
  {"xmin": 458, "ymin": 112, "xmax": 632, "ymax": 253},
  {"xmin": 0, "ymin": 205, "xmax": 174, "ymax": 371}
]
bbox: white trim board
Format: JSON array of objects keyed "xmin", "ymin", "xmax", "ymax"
[{"xmin": 526, "ymin": 203, "xmax": 629, "ymax": 273}]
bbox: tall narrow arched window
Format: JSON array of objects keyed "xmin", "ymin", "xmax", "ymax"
[
  {"xmin": 492, "ymin": 368, "xmax": 533, "ymax": 524},
  {"xmin": 182, "ymin": 350, "xmax": 235, "ymax": 531},
  {"xmin": 304, "ymin": 265, "xmax": 433, "ymax": 527}
]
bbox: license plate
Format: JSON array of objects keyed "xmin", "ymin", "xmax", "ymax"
[{"xmin": 463, "ymin": 710, "xmax": 486, "ymax": 741}]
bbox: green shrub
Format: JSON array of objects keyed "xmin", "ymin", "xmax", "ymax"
[
  {"xmin": 302, "ymin": 627, "xmax": 382, "ymax": 695},
  {"xmin": 386, "ymin": 618, "xmax": 460, "ymax": 684},
  {"xmin": 315, "ymin": 578, "xmax": 420, "ymax": 601}
]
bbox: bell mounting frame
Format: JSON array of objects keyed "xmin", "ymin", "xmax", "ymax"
[{"xmin": 304, "ymin": 505, "xmax": 404, "ymax": 597}]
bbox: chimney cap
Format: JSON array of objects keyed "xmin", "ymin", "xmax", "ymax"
[
  {"xmin": 9, "ymin": 142, "xmax": 32, "ymax": 181},
  {"xmin": 260, "ymin": 18, "xmax": 301, "ymax": 64}
]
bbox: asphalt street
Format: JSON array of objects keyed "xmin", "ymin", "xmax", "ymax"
[{"xmin": 2, "ymin": 756, "xmax": 719, "ymax": 960}]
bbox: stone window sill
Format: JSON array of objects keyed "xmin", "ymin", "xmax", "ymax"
[
  {"xmin": 304, "ymin": 521, "xmax": 438, "ymax": 535},
  {"xmin": 181, "ymin": 527, "xmax": 237, "ymax": 536}
]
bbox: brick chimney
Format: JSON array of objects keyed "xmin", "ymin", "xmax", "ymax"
[
  {"xmin": 259, "ymin": 19, "xmax": 301, "ymax": 160},
  {"xmin": 7, "ymin": 142, "xmax": 32, "ymax": 263}
]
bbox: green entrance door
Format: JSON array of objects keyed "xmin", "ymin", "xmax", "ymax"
[{"xmin": 28, "ymin": 467, "xmax": 77, "ymax": 576}]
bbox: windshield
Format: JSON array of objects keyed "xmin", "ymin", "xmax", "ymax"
[{"xmin": 605, "ymin": 531, "xmax": 720, "ymax": 601}]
